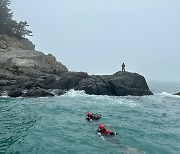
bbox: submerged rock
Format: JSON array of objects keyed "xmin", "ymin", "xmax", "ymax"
[{"xmin": 174, "ymin": 92, "xmax": 180, "ymax": 96}]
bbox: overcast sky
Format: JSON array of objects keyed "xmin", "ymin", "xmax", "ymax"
[{"xmin": 10, "ymin": 0, "xmax": 180, "ymax": 82}]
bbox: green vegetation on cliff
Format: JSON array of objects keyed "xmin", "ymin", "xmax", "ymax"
[{"xmin": 0, "ymin": 0, "xmax": 32, "ymax": 39}]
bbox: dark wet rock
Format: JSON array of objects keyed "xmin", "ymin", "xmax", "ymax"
[
  {"xmin": 54, "ymin": 89, "xmax": 66, "ymax": 96},
  {"xmin": 61, "ymin": 71, "xmax": 89, "ymax": 78},
  {"xmin": 24, "ymin": 81, "xmax": 35, "ymax": 89},
  {"xmin": 76, "ymin": 72, "xmax": 153, "ymax": 96},
  {"xmin": 8, "ymin": 88, "xmax": 23, "ymax": 97},
  {"xmin": 78, "ymin": 78, "xmax": 98, "ymax": 95},
  {"xmin": 44, "ymin": 75, "xmax": 56, "ymax": 85},
  {"xmin": 41, "ymin": 72, "xmax": 87, "ymax": 90},
  {"xmin": 1, "ymin": 70, "xmax": 153, "ymax": 97},
  {"xmin": 0, "ymin": 80, "xmax": 11, "ymax": 86},
  {"xmin": 21, "ymin": 71, "xmax": 153, "ymax": 97},
  {"xmin": 0, "ymin": 79, "xmax": 18, "ymax": 86},
  {"xmin": 1, "ymin": 85, "xmax": 21, "ymax": 92},
  {"xmin": 22, "ymin": 87, "xmax": 54, "ymax": 97},
  {"xmin": 107, "ymin": 72, "xmax": 153, "ymax": 96}
]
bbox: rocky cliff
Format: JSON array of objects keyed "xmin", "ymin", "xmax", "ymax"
[
  {"xmin": 0, "ymin": 35, "xmax": 153, "ymax": 97},
  {"xmin": 0, "ymin": 35, "xmax": 68, "ymax": 79}
]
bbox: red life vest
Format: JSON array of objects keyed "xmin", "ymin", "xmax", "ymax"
[{"xmin": 104, "ymin": 129, "xmax": 111, "ymax": 135}]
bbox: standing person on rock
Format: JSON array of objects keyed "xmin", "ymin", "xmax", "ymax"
[{"xmin": 121, "ymin": 63, "xmax": 125, "ymax": 74}]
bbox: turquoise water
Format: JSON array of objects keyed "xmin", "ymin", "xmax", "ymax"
[{"xmin": 0, "ymin": 81, "xmax": 180, "ymax": 154}]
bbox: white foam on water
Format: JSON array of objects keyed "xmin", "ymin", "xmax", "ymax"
[
  {"xmin": 0, "ymin": 91, "xmax": 8, "ymax": 98},
  {"xmin": 104, "ymin": 96, "xmax": 139, "ymax": 107},
  {"xmin": 62, "ymin": 89, "xmax": 87, "ymax": 97},
  {"xmin": 92, "ymin": 95, "xmax": 139, "ymax": 107},
  {"xmin": 156, "ymin": 92, "xmax": 180, "ymax": 99},
  {"xmin": 58, "ymin": 89, "xmax": 140, "ymax": 107}
]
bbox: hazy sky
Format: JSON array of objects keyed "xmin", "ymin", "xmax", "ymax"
[{"xmin": 10, "ymin": 0, "xmax": 180, "ymax": 82}]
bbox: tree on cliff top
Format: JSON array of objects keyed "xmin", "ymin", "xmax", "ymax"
[{"xmin": 0, "ymin": 0, "xmax": 32, "ymax": 39}]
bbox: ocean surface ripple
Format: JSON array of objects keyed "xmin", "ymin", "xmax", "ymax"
[{"xmin": 0, "ymin": 81, "xmax": 180, "ymax": 154}]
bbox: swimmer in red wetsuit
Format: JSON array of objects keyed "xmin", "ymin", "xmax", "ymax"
[
  {"xmin": 86, "ymin": 112, "xmax": 101, "ymax": 121},
  {"xmin": 98, "ymin": 124, "xmax": 117, "ymax": 135}
]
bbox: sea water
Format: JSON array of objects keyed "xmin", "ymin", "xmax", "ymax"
[{"xmin": 0, "ymin": 81, "xmax": 180, "ymax": 154}]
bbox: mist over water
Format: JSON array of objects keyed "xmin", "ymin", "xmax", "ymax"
[{"xmin": 0, "ymin": 81, "xmax": 180, "ymax": 154}]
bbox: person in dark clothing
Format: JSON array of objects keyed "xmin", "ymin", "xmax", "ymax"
[
  {"xmin": 98, "ymin": 124, "xmax": 117, "ymax": 135},
  {"xmin": 121, "ymin": 63, "xmax": 125, "ymax": 74},
  {"xmin": 86, "ymin": 112, "xmax": 101, "ymax": 121}
]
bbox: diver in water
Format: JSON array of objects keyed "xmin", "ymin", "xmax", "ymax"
[
  {"xmin": 97, "ymin": 124, "xmax": 140, "ymax": 152},
  {"xmin": 86, "ymin": 112, "xmax": 101, "ymax": 121},
  {"xmin": 98, "ymin": 124, "xmax": 117, "ymax": 135}
]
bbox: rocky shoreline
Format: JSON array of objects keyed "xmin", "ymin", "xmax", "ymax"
[
  {"xmin": 0, "ymin": 71, "xmax": 154, "ymax": 97},
  {"xmin": 0, "ymin": 35, "xmax": 154, "ymax": 97}
]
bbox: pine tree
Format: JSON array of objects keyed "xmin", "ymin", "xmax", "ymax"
[
  {"xmin": 0, "ymin": 0, "xmax": 32, "ymax": 38},
  {"xmin": 0, "ymin": 0, "xmax": 12, "ymax": 34}
]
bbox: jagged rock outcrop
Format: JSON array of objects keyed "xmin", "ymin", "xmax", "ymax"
[
  {"xmin": 0, "ymin": 35, "xmax": 35, "ymax": 51},
  {"xmin": 1, "ymin": 70, "xmax": 153, "ymax": 97},
  {"xmin": 0, "ymin": 35, "xmax": 68, "ymax": 77},
  {"xmin": 0, "ymin": 49, "xmax": 68, "ymax": 75},
  {"xmin": 0, "ymin": 34, "xmax": 153, "ymax": 97},
  {"xmin": 79, "ymin": 72, "xmax": 153, "ymax": 96},
  {"xmin": 41, "ymin": 71, "xmax": 153, "ymax": 96},
  {"xmin": 21, "ymin": 87, "xmax": 54, "ymax": 97}
]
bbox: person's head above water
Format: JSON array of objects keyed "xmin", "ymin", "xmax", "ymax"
[
  {"xmin": 99, "ymin": 124, "xmax": 105, "ymax": 129},
  {"xmin": 87, "ymin": 112, "xmax": 93, "ymax": 117}
]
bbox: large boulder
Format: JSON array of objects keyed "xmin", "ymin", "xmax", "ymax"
[
  {"xmin": 108, "ymin": 72, "xmax": 153, "ymax": 96},
  {"xmin": 22, "ymin": 87, "xmax": 54, "ymax": 97},
  {"xmin": 0, "ymin": 49, "xmax": 68, "ymax": 75},
  {"xmin": 78, "ymin": 78, "xmax": 98, "ymax": 95},
  {"xmin": 76, "ymin": 72, "xmax": 153, "ymax": 96},
  {"xmin": 41, "ymin": 72, "xmax": 89, "ymax": 90},
  {"xmin": 8, "ymin": 88, "xmax": 23, "ymax": 97},
  {"xmin": 77, "ymin": 75, "xmax": 112, "ymax": 95},
  {"xmin": 53, "ymin": 89, "xmax": 66, "ymax": 96}
]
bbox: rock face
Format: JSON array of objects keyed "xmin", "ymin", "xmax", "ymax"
[
  {"xmin": 8, "ymin": 89, "xmax": 23, "ymax": 97},
  {"xmin": 39, "ymin": 71, "xmax": 153, "ymax": 96},
  {"xmin": 76, "ymin": 72, "xmax": 152, "ymax": 96},
  {"xmin": 0, "ymin": 35, "xmax": 35, "ymax": 51},
  {"xmin": 0, "ymin": 35, "xmax": 68, "ymax": 76},
  {"xmin": 0, "ymin": 34, "xmax": 153, "ymax": 97},
  {"xmin": 0, "ymin": 49, "xmax": 68, "ymax": 75},
  {"xmin": 22, "ymin": 87, "xmax": 54, "ymax": 97}
]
